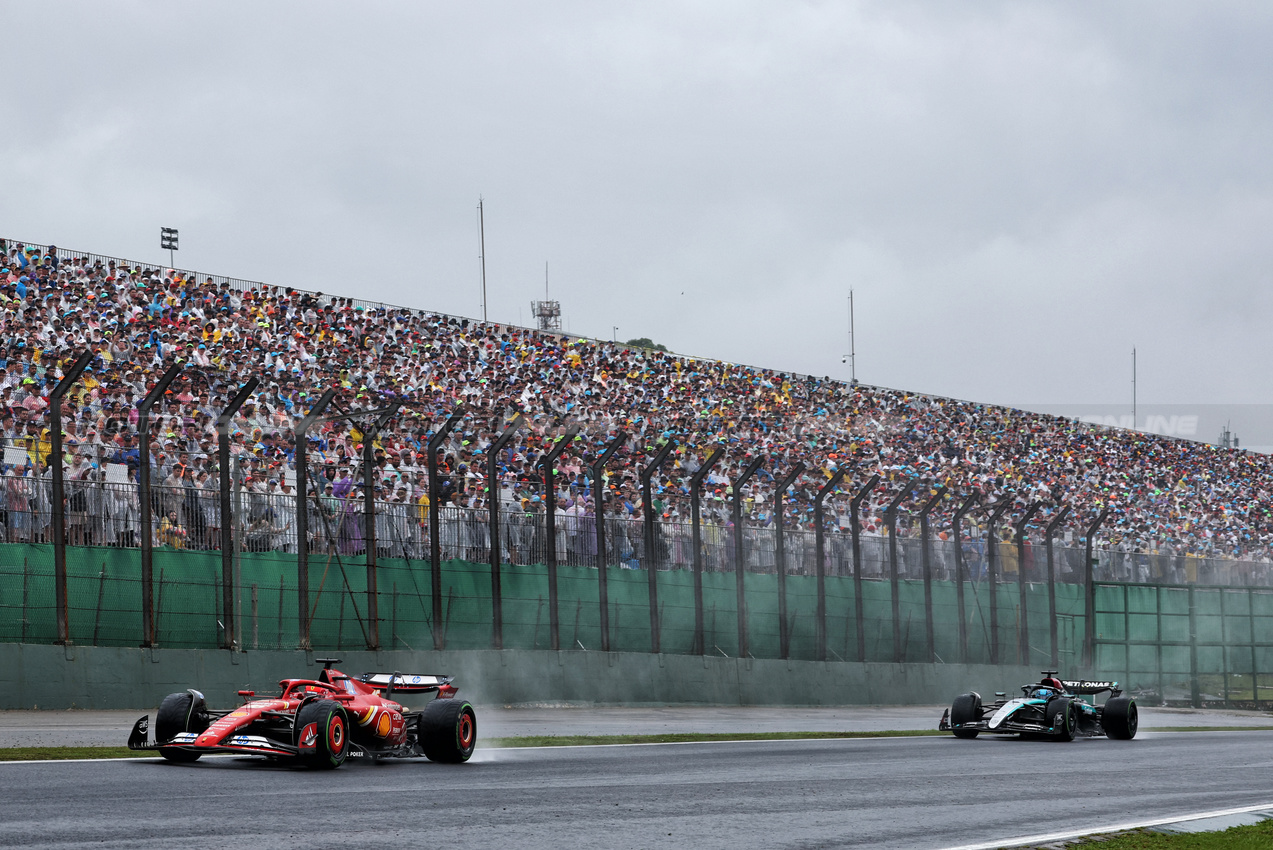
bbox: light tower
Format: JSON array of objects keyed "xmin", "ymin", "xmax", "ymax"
[{"xmin": 531, "ymin": 261, "xmax": 561, "ymax": 332}]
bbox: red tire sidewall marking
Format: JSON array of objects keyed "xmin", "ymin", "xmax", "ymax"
[
  {"xmin": 459, "ymin": 712, "xmax": 474, "ymax": 749},
  {"xmin": 328, "ymin": 713, "xmax": 345, "ymax": 754}
]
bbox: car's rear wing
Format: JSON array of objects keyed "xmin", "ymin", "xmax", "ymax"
[
  {"xmin": 358, "ymin": 673, "xmax": 455, "ymax": 695},
  {"xmin": 1062, "ymin": 680, "xmax": 1122, "ymax": 696}
]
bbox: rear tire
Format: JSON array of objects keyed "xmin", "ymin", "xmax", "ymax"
[
  {"xmin": 1046, "ymin": 698, "xmax": 1076, "ymax": 741},
  {"xmin": 295, "ymin": 699, "xmax": 349, "ymax": 769},
  {"xmin": 1102, "ymin": 696, "xmax": 1138, "ymax": 740},
  {"xmin": 949, "ymin": 693, "xmax": 982, "ymax": 739},
  {"xmin": 419, "ymin": 699, "xmax": 477, "ymax": 763},
  {"xmin": 155, "ymin": 691, "xmax": 208, "ymax": 763}
]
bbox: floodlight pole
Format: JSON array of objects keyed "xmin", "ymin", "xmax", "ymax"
[
  {"xmin": 216, "ymin": 377, "xmax": 260, "ymax": 650},
  {"xmin": 640, "ymin": 439, "xmax": 677, "ymax": 653},
  {"xmin": 813, "ymin": 466, "xmax": 848, "ymax": 662},
  {"xmin": 295, "ymin": 388, "xmax": 336, "ymax": 650},
  {"xmin": 50, "ymin": 350, "xmax": 95, "ymax": 646},
  {"xmin": 591, "ymin": 431, "xmax": 628, "ymax": 652},
  {"xmin": 136, "ymin": 362, "xmax": 183, "ymax": 647},
  {"xmin": 731, "ymin": 454, "xmax": 766, "ymax": 659}
]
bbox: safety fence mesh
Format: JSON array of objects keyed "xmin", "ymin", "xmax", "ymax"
[{"xmin": 2, "ymin": 542, "xmax": 1270, "ymax": 708}]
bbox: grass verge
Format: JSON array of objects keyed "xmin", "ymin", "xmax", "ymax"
[
  {"xmin": 3, "ymin": 725, "xmax": 1271, "ymax": 760},
  {"xmin": 0, "ymin": 747, "xmax": 138, "ymax": 761},
  {"xmin": 1141, "ymin": 726, "xmax": 1273, "ymax": 733},
  {"xmin": 484, "ymin": 729, "xmax": 945, "ymax": 747},
  {"xmin": 1046, "ymin": 818, "xmax": 1273, "ymax": 848}
]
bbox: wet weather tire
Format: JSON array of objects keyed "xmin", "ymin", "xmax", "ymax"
[
  {"xmin": 295, "ymin": 700, "xmax": 349, "ymax": 769},
  {"xmin": 419, "ymin": 699, "xmax": 477, "ymax": 763},
  {"xmin": 950, "ymin": 693, "xmax": 982, "ymax": 739},
  {"xmin": 156, "ymin": 691, "xmax": 208, "ymax": 763},
  {"xmin": 1046, "ymin": 698, "xmax": 1077, "ymax": 742},
  {"xmin": 1102, "ymin": 697, "xmax": 1138, "ymax": 740}
]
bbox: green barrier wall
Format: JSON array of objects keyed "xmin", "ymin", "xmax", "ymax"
[
  {"xmin": 2, "ymin": 544, "xmax": 1270, "ymax": 707},
  {"xmin": 1094, "ymin": 582, "xmax": 1273, "ymax": 707}
]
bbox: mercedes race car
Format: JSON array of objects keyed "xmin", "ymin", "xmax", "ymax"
[
  {"xmin": 128, "ymin": 658, "xmax": 476, "ymax": 767},
  {"xmin": 939, "ymin": 671, "xmax": 1138, "ymax": 741}
]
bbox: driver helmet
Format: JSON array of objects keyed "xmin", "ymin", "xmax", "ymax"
[{"xmin": 1041, "ymin": 676, "xmax": 1065, "ymax": 691}]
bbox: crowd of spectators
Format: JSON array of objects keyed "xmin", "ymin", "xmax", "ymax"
[{"xmin": 2, "ymin": 237, "xmax": 1272, "ymax": 582}]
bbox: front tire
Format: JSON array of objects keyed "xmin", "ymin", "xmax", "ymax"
[
  {"xmin": 1046, "ymin": 698, "xmax": 1076, "ymax": 742},
  {"xmin": 155, "ymin": 691, "xmax": 208, "ymax": 763},
  {"xmin": 1102, "ymin": 696, "xmax": 1138, "ymax": 740},
  {"xmin": 419, "ymin": 699, "xmax": 477, "ymax": 763},
  {"xmin": 949, "ymin": 693, "xmax": 982, "ymax": 739},
  {"xmin": 295, "ymin": 699, "xmax": 349, "ymax": 769}
]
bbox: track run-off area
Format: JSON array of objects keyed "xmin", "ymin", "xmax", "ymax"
[{"xmin": 2, "ymin": 729, "xmax": 1272, "ymax": 849}]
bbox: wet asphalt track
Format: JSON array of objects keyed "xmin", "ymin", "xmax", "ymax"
[{"xmin": 2, "ymin": 731, "xmax": 1272, "ymax": 850}]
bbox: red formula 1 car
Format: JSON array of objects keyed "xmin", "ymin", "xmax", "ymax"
[{"xmin": 127, "ymin": 658, "xmax": 476, "ymax": 768}]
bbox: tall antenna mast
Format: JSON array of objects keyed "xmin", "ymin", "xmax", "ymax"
[
  {"xmin": 478, "ymin": 197, "xmax": 488, "ymax": 322},
  {"xmin": 846, "ymin": 291, "xmax": 857, "ymax": 385},
  {"xmin": 1132, "ymin": 347, "xmax": 1136, "ymax": 430}
]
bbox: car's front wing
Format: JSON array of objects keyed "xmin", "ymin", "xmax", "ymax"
[{"xmin": 128, "ymin": 715, "xmax": 301, "ymax": 757}]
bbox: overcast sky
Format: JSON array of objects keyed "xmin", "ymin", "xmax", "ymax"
[{"xmin": 4, "ymin": 2, "xmax": 1272, "ymax": 421}]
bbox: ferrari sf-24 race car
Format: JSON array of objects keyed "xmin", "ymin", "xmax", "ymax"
[
  {"xmin": 128, "ymin": 658, "xmax": 476, "ymax": 768},
  {"xmin": 939, "ymin": 671, "xmax": 1138, "ymax": 741}
]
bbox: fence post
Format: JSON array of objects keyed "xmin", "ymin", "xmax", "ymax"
[
  {"xmin": 427, "ymin": 406, "xmax": 466, "ymax": 651},
  {"xmin": 1188, "ymin": 583, "xmax": 1200, "ymax": 707},
  {"xmin": 884, "ymin": 477, "xmax": 920, "ymax": 663},
  {"xmin": 985, "ymin": 500, "xmax": 1013, "ymax": 665},
  {"xmin": 591, "ymin": 431, "xmax": 628, "ymax": 653},
  {"xmin": 486, "ymin": 414, "xmax": 523, "ymax": 650},
  {"xmin": 361, "ymin": 405, "xmax": 398, "ymax": 652},
  {"xmin": 135, "ymin": 362, "xmax": 182, "ymax": 648},
  {"xmin": 1081, "ymin": 508, "xmax": 1111, "ymax": 669},
  {"xmin": 689, "ymin": 445, "xmax": 725, "ymax": 656},
  {"xmin": 918, "ymin": 486, "xmax": 948, "ymax": 664},
  {"xmin": 1014, "ymin": 502, "xmax": 1042, "ymax": 666},
  {"xmin": 48, "ymin": 350, "xmax": 95, "ymax": 646},
  {"xmin": 216, "ymin": 378, "xmax": 261, "ymax": 650},
  {"xmin": 813, "ymin": 466, "xmax": 847, "ymax": 662},
  {"xmin": 850, "ymin": 474, "xmax": 880, "ymax": 661},
  {"xmin": 1043, "ymin": 505, "xmax": 1070, "ymax": 669},
  {"xmin": 951, "ymin": 493, "xmax": 979, "ymax": 664},
  {"xmin": 773, "ymin": 463, "xmax": 805, "ymax": 660},
  {"xmin": 539, "ymin": 424, "xmax": 580, "ymax": 653},
  {"xmin": 640, "ymin": 439, "xmax": 677, "ymax": 654},
  {"xmin": 295, "ymin": 388, "xmax": 335, "ymax": 650},
  {"xmin": 731, "ymin": 454, "xmax": 766, "ymax": 659}
]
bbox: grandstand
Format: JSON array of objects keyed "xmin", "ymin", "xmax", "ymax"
[
  {"xmin": 4, "ymin": 234, "xmax": 1273, "ymax": 701},
  {"xmin": 2, "ymin": 235, "xmax": 1269, "ymax": 567}
]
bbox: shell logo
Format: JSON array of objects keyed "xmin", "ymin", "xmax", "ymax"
[{"xmin": 375, "ymin": 712, "xmax": 393, "ymax": 738}]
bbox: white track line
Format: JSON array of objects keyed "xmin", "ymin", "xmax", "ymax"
[{"xmin": 938, "ymin": 800, "xmax": 1273, "ymax": 850}]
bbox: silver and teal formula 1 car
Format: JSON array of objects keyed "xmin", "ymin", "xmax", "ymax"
[{"xmin": 939, "ymin": 672, "xmax": 1138, "ymax": 741}]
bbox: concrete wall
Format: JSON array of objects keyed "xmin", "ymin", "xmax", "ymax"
[{"xmin": 0, "ymin": 642, "xmax": 1044, "ymax": 711}]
